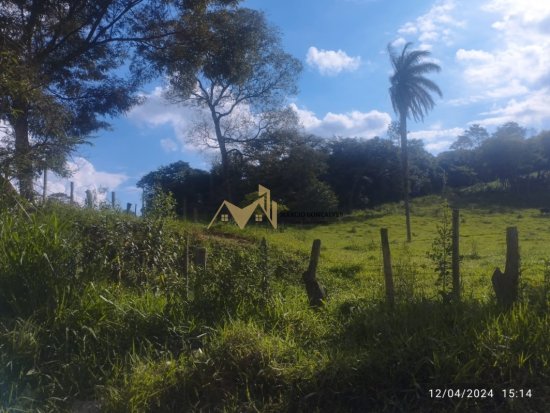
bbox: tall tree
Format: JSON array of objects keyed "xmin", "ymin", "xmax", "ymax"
[
  {"xmin": 0, "ymin": 0, "xmax": 238, "ymax": 200},
  {"xmin": 388, "ymin": 42, "xmax": 442, "ymax": 241},
  {"xmin": 161, "ymin": 8, "xmax": 302, "ymax": 200},
  {"xmin": 137, "ymin": 161, "xmax": 211, "ymax": 216}
]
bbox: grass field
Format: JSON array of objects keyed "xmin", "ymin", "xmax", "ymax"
[{"xmin": 1, "ymin": 195, "xmax": 549, "ymax": 412}]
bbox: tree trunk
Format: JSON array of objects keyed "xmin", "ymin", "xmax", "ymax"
[
  {"xmin": 400, "ymin": 113, "xmax": 411, "ymax": 242},
  {"xmin": 13, "ymin": 104, "xmax": 34, "ymax": 201},
  {"xmin": 211, "ymin": 110, "xmax": 232, "ymax": 201}
]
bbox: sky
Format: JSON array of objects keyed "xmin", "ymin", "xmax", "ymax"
[{"xmin": 28, "ymin": 0, "xmax": 550, "ymax": 210}]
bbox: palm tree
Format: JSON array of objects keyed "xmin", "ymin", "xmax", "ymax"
[{"xmin": 388, "ymin": 42, "xmax": 442, "ymax": 242}]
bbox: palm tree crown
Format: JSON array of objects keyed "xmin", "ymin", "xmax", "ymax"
[{"xmin": 388, "ymin": 42, "xmax": 442, "ymax": 122}]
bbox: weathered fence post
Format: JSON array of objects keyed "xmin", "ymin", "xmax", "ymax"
[
  {"xmin": 452, "ymin": 209, "xmax": 460, "ymax": 302},
  {"xmin": 302, "ymin": 239, "xmax": 326, "ymax": 307},
  {"xmin": 126, "ymin": 202, "xmax": 132, "ymax": 213},
  {"xmin": 492, "ymin": 226, "xmax": 520, "ymax": 307},
  {"xmin": 194, "ymin": 247, "xmax": 207, "ymax": 270},
  {"xmin": 85, "ymin": 190, "xmax": 93, "ymax": 208},
  {"xmin": 380, "ymin": 228, "xmax": 395, "ymax": 307},
  {"xmin": 111, "ymin": 191, "xmax": 116, "ymax": 209},
  {"xmin": 70, "ymin": 181, "xmax": 74, "ymax": 204},
  {"xmin": 260, "ymin": 237, "xmax": 269, "ymax": 297}
]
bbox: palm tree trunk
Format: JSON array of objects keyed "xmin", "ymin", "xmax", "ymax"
[{"xmin": 400, "ymin": 113, "xmax": 412, "ymax": 242}]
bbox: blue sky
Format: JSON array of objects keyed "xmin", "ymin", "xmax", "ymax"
[{"xmin": 37, "ymin": 0, "xmax": 550, "ymax": 209}]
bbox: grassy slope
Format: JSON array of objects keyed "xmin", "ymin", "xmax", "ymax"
[{"xmin": 1, "ymin": 196, "xmax": 549, "ymax": 412}]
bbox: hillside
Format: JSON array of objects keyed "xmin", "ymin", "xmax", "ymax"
[{"xmin": 1, "ymin": 197, "xmax": 549, "ymax": 412}]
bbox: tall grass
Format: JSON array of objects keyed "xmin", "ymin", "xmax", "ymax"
[{"xmin": 0, "ymin": 199, "xmax": 549, "ymax": 411}]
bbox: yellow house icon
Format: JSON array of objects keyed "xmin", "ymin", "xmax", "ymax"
[{"xmin": 207, "ymin": 185, "xmax": 277, "ymax": 229}]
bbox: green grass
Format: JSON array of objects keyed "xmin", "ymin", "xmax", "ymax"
[{"xmin": 1, "ymin": 196, "xmax": 549, "ymax": 412}]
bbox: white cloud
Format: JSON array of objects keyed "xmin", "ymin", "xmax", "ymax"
[
  {"xmin": 474, "ymin": 88, "xmax": 550, "ymax": 127},
  {"xmin": 35, "ymin": 157, "xmax": 128, "ymax": 205},
  {"xmin": 397, "ymin": 0, "xmax": 464, "ymax": 49},
  {"xmin": 453, "ymin": 0, "xmax": 550, "ymax": 126},
  {"xmin": 128, "ymin": 86, "xmax": 206, "ymax": 153},
  {"xmin": 306, "ymin": 46, "xmax": 361, "ymax": 76},
  {"xmin": 160, "ymin": 138, "xmax": 179, "ymax": 153},
  {"xmin": 408, "ymin": 126, "xmax": 464, "ymax": 153},
  {"xmin": 390, "ymin": 37, "xmax": 407, "ymax": 48},
  {"xmin": 290, "ymin": 103, "xmax": 391, "ymax": 138},
  {"xmin": 455, "ymin": 48, "xmax": 493, "ymax": 62}
]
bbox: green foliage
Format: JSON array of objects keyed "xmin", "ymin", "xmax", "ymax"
[
  {"xmin": 190, "ymin": 243, "xmax": 271, "ymax": 322},
  {"xmin": 161, "ymin": 7, "xmax": 302, "ymax": 192},
  {"xmin": 1, "ymin": 199, "xmax": 550, "ymax": 411},
  {"xmin": 0, "ymin": 210, "xmax": 78, "ymax": 316},
  {"xmin": 426, "ymin": 202, "xmax": 454, "ymax": 299},
  {"xmin": 77, "ymin": 210, "xmax": 183, "ymax": 287},
  {"xmin": 137, "ymin": 161, "xmax": 211, "ymax": 216},
  {"xmin": 143, "ymin": 187, "xmax": 177, "ymax": 221}
]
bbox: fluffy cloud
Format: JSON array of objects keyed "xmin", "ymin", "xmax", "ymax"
[
  {"xmin": 397, "ymin": 0, "xmax": 464, "ymax": 49},
  {"xmin": 475, "ymin": 89, "xmax": 550, "ymax": 127},
  {"xmin": 408, "ymin": 126, "xmax": 464, "ymax": 153},
  {"xmin": 35, "ymin": 157, "xmax": 128, "ymax": 205},
  {"xmin": 390, "ymin": 37, "xmax": 407, "ymax": 48},
  {"xmin": 453, "ymin": 0, "xmax": 550, "ymax": 126},
  {"xmin": 290, "ymin": 103, "xmax": 391, "ymax": 138},
  {"xmin": 128, "ymin": 86, "xmax": 209, "ymax": 153},
  {"xmin": 306, "ymin": 46, "xmax": 361, "ymax": 76}
]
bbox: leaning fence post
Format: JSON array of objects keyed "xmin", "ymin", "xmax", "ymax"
[
  {"xmin": 380, "ymin": 228, "xmax": 395, "ymax": 307},
  {"xmin": 302, "ymin": 239, "xmax": 326, "ymax": 307},
  {"xmin": 452, "ymin": 209, "xmax": 460, "ymax": 302},
  {"xmin": 492, "ymin": 227, "xmax": 520, "ymax": 307}
]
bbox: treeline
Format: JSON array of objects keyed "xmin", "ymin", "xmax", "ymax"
[{"xmin": 138, "ymin": 121, "xmax": 550, "ymax": 216}]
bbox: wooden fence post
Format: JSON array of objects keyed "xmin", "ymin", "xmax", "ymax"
[
  {"xmin": 492, "ymin": 227, "xmax": 519, "ymax": 307},
  {"xmin": 193, "ymin": 207, "xmax": 198, "ymax": 222},
  {"xmin": 85, "ymin": 190, "xmax": 93, "ymax": 208},
  {"xmin": 380, "ymin": 228, "xmax": 395, "ymax": 307},
  {"xmin": 302, "ymin": 239, "xmax": 326, "ymax": 307},
  {"xmin": 70, "ymin": 181, "xmax": 74, "ymax": 204},
  {"xmin": 452, "ymin": 209, "xmax": 460, "ymax": 302},
  {"xmin": 194, "ymin": 247, "xmax": 207, "ymax": 270},
  {"xmin": 111, "ymin": 191, "xmax": 116, "ymax": 209},
  {"xmin": 126, "ymin": 202, "xmax": 132, "ymax": 213}
]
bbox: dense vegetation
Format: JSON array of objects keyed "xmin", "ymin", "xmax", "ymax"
[
  {"xmin": 139, "ymin": 122, "xmax": 550, "ymax": 219},
  {"xmin": 1, "ymin": 192, "xmax": 548, "ymax": 412}
]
